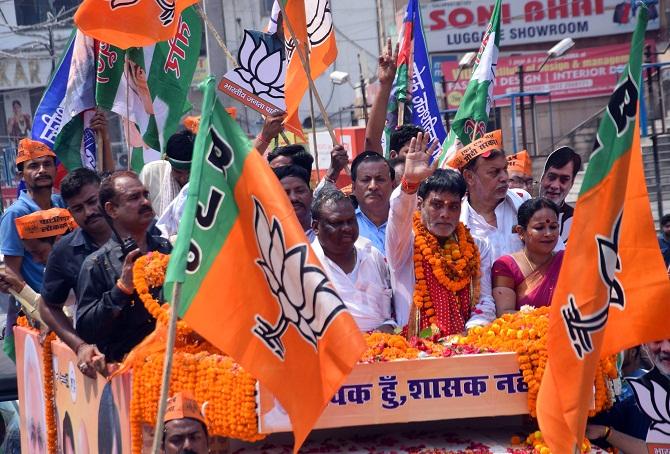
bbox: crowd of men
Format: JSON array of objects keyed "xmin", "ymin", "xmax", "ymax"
[{"xmin": 0, "ymin": 41, "xmax": 667, "ymax": 452}]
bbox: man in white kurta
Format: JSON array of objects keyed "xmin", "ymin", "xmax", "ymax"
[
  {"xmin": 311, "ymin": 190, "xmax": 395, "ymax": 332},
  {"xmin": 387, "ymin": 132, "xmax": 496, "ymax": 330},
  {"xmin": 450, "ymin": 130, "xmax": 562, "ymax": 262}
]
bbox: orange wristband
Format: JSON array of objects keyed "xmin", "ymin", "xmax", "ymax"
[{"xmin": 401, "ymin": 176, "xmax": 420, "ymax": 194}]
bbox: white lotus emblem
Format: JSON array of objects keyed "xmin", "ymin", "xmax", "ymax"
[
  {"xmin": 234, "ymin": 31, "xmax": 285, "ymax": 100},
  {"xmin": 628, "ymin": 372, "xmax": 670, "ymax": 442},
  {"xmin": 306, "ymin": 0, "xmax": 333, "ymax": 46},
  {"xmin": 251, "ymin": 197, "xmax": 347, "ymax": 360}
]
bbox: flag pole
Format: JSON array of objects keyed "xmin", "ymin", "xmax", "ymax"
[
  {"xmin": 149, "ymin": 281, "xmax": 182, "ymax": 454},
  {"xmin": 305, "ymin": 43, "xmax": 321, "ymax": 178},
  {"xmin": 275, "ymin": 0, "xmax": 338, "ymax": 146}
]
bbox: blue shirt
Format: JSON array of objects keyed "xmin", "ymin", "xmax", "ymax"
[
  {"xmin": 0, "ymin": 190, "xmax": 65, "ymax": 291},
  {"xmin": 659, "ymin": 236, "xmax": 670, "ymax": 267},
  {"xmin": 355, "ymin": 207, "xmax": 387, "ymax": 256}
]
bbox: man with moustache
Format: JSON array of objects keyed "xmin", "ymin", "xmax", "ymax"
[
  {"xmin": 386, "ymin": 132, "xmax": 495, "ymax": 332},
  {"xmin": 448, "ymin": 130, "xmax": 538, "ymax": 262},
  {"xmin": 273, "ymin": 165, "xmax": 314, "ymax": 241},
  {"xmin": 76, "ymin": 171, "xmax": 171, "ymax": 362},
  {"xmin": 539, "ymin": 146, "xmax": 582, "ymax": 245},
  {"xmin": 0, "ymin": 138, "xmax": 64, "ymax": 359},
  {"xmin": 40, "ymin": 168, "xmax": 111, "ymax": 377},
  {"xmin": 311, "ymin": 190, "xmax": 395, "ymax": 332},
  {"xmin": 0, "ymin": 169, "xmax": 111, "ymax": 376},
  {"xmin": 350, "ymin": 151, "xmax": 395, "ymax": 255}
]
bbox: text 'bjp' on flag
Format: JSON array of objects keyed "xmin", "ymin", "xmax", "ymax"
[
  {"xmin": 537, "ymin": 5, "xmax": 670, "ymax": 452},
  {"xmin": 165, "ymin": 77, "xmax": 365, "ymax": 452}
]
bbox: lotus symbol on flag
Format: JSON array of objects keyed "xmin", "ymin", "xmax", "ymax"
[
  {"xmin": 234, "ymin": 31, "xmax": 285, "ymax": 100},
  {"xmin": 561, "ymin": 211, "xmax": 625, "ymax": 359},
  {"xmin": 306, "ymin": 0, "xmax": 333, "ymax": 46},
  {"xmin": 251, "ymin": 198, "xmax": 347, "ymax": 360},
  {"xmin": 107, "ymin": 0, "xmax": 139, "ymax": 8},
  {"xmin": 628, "ymin": 374, "xmax": 670, "ymax": 441}
]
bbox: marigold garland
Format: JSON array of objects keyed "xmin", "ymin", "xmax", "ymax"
[
  {"xmin": 360, "ymin": 332, "xmax": 491, "ymax": 363},
  {"xmin": 412, "ymin": 214, "xmax": 480, "ymax": 326},
  {"xmin": 42, "ymin": 331, "xmax": 58, "ymax": 454},
  {"xmin": 129, "ymin": 252, "xmax": 265, "ymax": 452},
  {"xmin": 524, "ymin": 430, "xmax": 593, "ymax": 454},
  {"xmin": 453, "ymin": 307, "xmax": 617, "ymax": 417}
]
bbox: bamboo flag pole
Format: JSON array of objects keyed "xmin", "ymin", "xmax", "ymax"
[
  {"xmin": 305, "ymin": 43, "xmax": 321, "ymax": 177},
  {"xmin": 150, "ymin": 282, "xmax": 182, "ymax": 454},
  {"xmin": 275, "ymin": 0, "xmax": 338, "ymax": 146}
]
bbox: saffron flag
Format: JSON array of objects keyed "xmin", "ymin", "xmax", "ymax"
[
  {"xmin": 437, "ymin": 0, "xmax": 501, "ymax": 168},
  {"xmin": 536, "ymin": 6, "xmax": 670, "ymax": 452},
  {"xmin": 95, "ymin": 7, "xmax": 202, "ymax": 162},
  {"xmin": 74, "ymin": 0, "xmax": 199, "ymax": 50},
  {"xmin": 32, "ymin": 30, "xmax": 98, "ymax": 171},
  {"xmin": 268, "ymin": 0, "xmax": 337, "ymax": 139},
  {"xmin": 382, "ymin": 0, "xmax": 413, "ymax": 157},
  {"xmin": 165, "ymin": 77, "xmax": 365, "ymax": 451}
]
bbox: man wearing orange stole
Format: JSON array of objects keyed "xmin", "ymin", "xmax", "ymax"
[{"xmin": 386, "ymin": 133, "xmax": 495, "ymax": 336}]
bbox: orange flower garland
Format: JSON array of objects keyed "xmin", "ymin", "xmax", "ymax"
[
  {"xmin": 454, "ymin": 307, "xmax": 617, "ymax": 417},
  {"xmin": 525, "ymin": 430, "xmax": 592, "ymax": 454},
  {"xmin": 128, "ymin": 252, "xmax": 265, "ymax": 452},
  {"xmin": 133, "ymin": 252, "xmax": 189, "ymax": 333},
  {"xmin": 42, "ymin": 331, "xmax": 58, "ymax": 454},
  {"xmin": 412, "ymin": 213, "xmax": 480, "ymax": 325},
  {"xmin": 15, "ymin": 320, "xmax": 58, "ymax": 452}
]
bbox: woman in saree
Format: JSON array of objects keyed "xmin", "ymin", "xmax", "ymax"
[{"xmin": 492, "ymin": 197, "xmax": 564, "ymax": 315}]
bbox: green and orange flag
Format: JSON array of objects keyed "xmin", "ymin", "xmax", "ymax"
[
  {"xmin": 74, "ymin": 0, "xmax": 198, "ymax": 49},
  {"xmin": 537, "ymin": 6, "xmax": 670, "ymax": 452},
  {"xmin": 165, "ymin": 77, "xmax": 365, "ymax": 451}
]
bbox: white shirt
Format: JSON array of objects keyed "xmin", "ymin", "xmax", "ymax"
[
  {"xmin": 139, "ymin": 160, "xmax": 182, "ymax": 217},
  {"xmin": 311, "ymin": 237, "xmax": 395, "ymax": 332},
  {"xmin": 385, "ymin": 186, "xmax": 496, "ymax": 329},
  {"xmin": 461, "ymin": 190, "xmax": 564, "ymax": 262}
]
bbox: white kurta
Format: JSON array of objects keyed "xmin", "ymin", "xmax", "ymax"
[
  {"xmin": 385, "ymin": 186, "xmax": 496, "ymax": 329},
  {"xmin": 461, "ymin": 190, "xmax": 564, "ymax": 263},
  {"xmin": 311, "ymin": 237, "xmax": 395, "ymax": 332}
]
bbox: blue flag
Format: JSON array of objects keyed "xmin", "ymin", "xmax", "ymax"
[
  {"xmin": 410, "ymin": 1, "xmax": 446, "ymax": 147},
  {"xmin": 32, "ymin": 29, "xmax": 97, "ymax": 171}
]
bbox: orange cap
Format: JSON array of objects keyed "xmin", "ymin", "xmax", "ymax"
[
  {"xmin": 164, "ymin": 392, "xmax": 206, "ymax": 424},
  {"xmin": 182, "ymin": 116, "xmax": 200, "ymax": 134},
  {"xmin": 15, "ymin": 208, "xmax": 77, "ymax": 240},
  {"xmin": 507, "ymin": 150, "xmax": 532, "ymax": 177},
  {"xmin": 447, "ymin": 130, "xmax": 503, "ymax": 169},
  {"xmin": 16, "ymin": 138, "xmax": 56, "ymax": 165}
]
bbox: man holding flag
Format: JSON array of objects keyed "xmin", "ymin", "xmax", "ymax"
[{"xmin": 537, "ymin": 5, "xmax": 670, "ymax": 451}]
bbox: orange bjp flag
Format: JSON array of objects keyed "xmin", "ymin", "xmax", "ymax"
[
  {"xmin": 74, "ymin": 0, "xmax": 198, "ymax": 49},
  {"xmin": 537, "ymin": 6, "xmax": 670, "ymax": 452},
  {"xmin": 165, "ymin": 77, "xmax": 365, "ymax": 451},
  {"xmin": 268, "ymin": 0, "xmax": 337, "ymax": 138}
]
